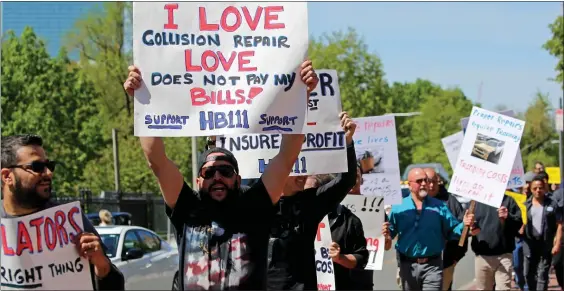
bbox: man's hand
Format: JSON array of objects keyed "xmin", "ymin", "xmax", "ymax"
[
  {"xmin": 124, "ymin": 65, "xmax": 142, "ymax": 97},
  {"xmin": 498, "ymin": 206, "xmax": 508, "ymax": 221},
  {"xmin": 552, "ymin": 244, "xmax": 561, "ymax": 255},
  {"xmin": 339, "ymin": 112, "xmax": 357, "ymax": 145},
  {"xmin": 329, "ymin": 242, "xmax": 341, "ymax": 260},
  {"xmin": 300, "ymin": 60, "xmax": 318, "ymax": 93},
  {"xmin": 463, "ymin": 209, "xmax": 475, "ymax": 226},
  {"xmin": 382, "ymin": 222, "xmax": 391, "ymax": 237},
  {"xmin": 73, "ymin": 232, "xmax": 110, "ymax": 278}
]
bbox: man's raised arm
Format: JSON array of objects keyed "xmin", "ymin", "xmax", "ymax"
[
  {"xmin": 261, "ymin": 60, "xmax": 318, "ymax": 204},
  {"xmin": 124, "ymin": 66, "xmax": 184, "ymax": 208}
]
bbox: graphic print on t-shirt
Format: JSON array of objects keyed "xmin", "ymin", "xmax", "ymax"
[{"xmin": 183, "ymin": 222, "xmax": 251, "ymax": 289}]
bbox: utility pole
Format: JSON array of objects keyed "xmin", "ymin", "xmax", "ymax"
[
  {"xmin": 112, "ymin": 128, "xmax": 121, "ymax": 192},
  {"xmin": 559, "ymin": 97, "xmax": 563, "ymax": 187}
]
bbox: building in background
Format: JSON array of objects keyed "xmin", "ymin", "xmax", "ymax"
[{"xmin": 2, "ymin": 1, "xmax": 102, "ymax": 58}]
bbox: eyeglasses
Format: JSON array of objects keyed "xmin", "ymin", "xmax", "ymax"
[
  {"xmin": 410, "ymin": 178, "xmax": 429, "ymax": 184},
  {"xmin": 6, "ymin": 160, "xmax": 57, "ymax": 173},
  {"xmin": 200, "ymin": 165, "xmax": 236, "ymax": 179}
]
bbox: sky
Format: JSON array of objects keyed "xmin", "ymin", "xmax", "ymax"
[{"xmin": 2, "ymin": 1, "xmax": 563, "ymax": 113}]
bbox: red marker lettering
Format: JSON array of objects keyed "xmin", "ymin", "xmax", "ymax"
[
  {"xmin": 241, "ymin": 6, "xmax": 262, "ymax": 31},
  {"xmin": 184, "ymin": 50, "xmax": 257, "ymax": 72},
  {"xmin": 164, "ymin": 3, "xmax": 179, "ymax": 29},
  {"xmin": 316, "ymin": 222, "xmax": 326, "ymax": 241},
  {"xmin": 67, "ymin": 206, "xmax": 83, "ymax": 241},
  {"xmin": 220, "ymin": 6, "xmax": 242, "ymax": 33},
  {"xmin": 198, "ymin": 7, "xmax": 219, "ymax": 31},
  {"xmin": 54, "ymin": 210, "xmax": 69, "ymax": 246},
  {"xmin": 29, "ymin": 217, "xmax": 44, "ymax": 252},
  {"xmin": 1, "ymin": 225, "xmax": 15, "ymax": 256},
  {"xmin": 44, "ymin": 217, "xmax": 57, "ymax": 251},
  {"xmin": 264, "ymin": 6, "xmax": 285, "ymax": 29},
  {"xmin": 16, "ymin": 221, "xmax": 33, "ymax": 255}
]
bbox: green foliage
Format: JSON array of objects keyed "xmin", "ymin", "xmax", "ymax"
[
  {"xmin": 543, "ymin": 15, "xmax": 564, "ymax": 89},
  {"xmin": 1, "ymin": 27, "xmax": 104, "ymax": 195}
]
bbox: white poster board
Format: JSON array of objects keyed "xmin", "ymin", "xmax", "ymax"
[
  {"xmin": 340, "ymin": 195, "xmax": 385, "ymax": 270},
  {"xmin": 0, "ymin": 202, "xmax": 93, "ymax": 290},
  {"xmin": 219, "ymin": 70, "xmax": 346, "ymax": 178},
  {"xmin": 315, "ymin": 216, "xmax": 336, "ymax": 290},
  {"xmin": 133, "ymin": 2, "xmax": 309, "ymax": 136},
  {"xmin": 449, "ymin": 107, "xmax": 526, "ymax": 207},
  {"xmin": 352, "ymin": 116, "xmax": 402, "ymax": 205},
  {"xmin": 442, "ymin": 131, "xmax": 463, "ymax": 170},
  {"xmin": 461, "ymin": 109, "xmax": 525, "ymax": 188}
]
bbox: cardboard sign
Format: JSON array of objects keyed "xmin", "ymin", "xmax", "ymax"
[
  {"xmin": 352, "ymin": 115, "xmax": 402, "ymax": 205},
  {"xmin": 340, "ymin": 195, "xmax": 385, "ymax": 270},
  {"xmin": 133, "ymin": 2, "xmax": 309, "ymax": 136},
  {"xmin": 315, "ymin": 216, "xmax": 335, "ymax": 290},
  {"xmin": 0, "ymin": 202, "xmax": 93, "ymax": 290},
  {"xmin": 219, "ymin": 70, "xmax": 347, "ymax": 178},
  {"xmin": 449, "ymin": 107, "xmax": 526, "ymax": 207},
  {"xmin": 461, "ymin": 110, "xmax": 525, "ymax": 188},
  {"xmin": 441, "ymin": 131, "xmax": 463, "ymax": 170}
]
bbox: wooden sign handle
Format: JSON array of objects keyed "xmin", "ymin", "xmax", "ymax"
[{"xmin": 458, "ymin": 200, "xmax": 476, "ymax": 247}]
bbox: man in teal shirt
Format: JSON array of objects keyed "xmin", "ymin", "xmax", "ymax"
[{"xmin": 383, "ymin": 168, "xmax": 474, "ymax": 290}]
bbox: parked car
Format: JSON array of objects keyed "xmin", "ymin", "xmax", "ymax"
[
  {"xmin": 86, "ymin": 211, "xmax": 132, "ymax": 226},
  {"xmin": 96, "ymin": 225, "xmax": 179, "ymax": 290}
]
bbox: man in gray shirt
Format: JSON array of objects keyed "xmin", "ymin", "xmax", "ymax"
[{"xmin": 522, "ymin": 176, "xmax": 562, "ymax": 291}]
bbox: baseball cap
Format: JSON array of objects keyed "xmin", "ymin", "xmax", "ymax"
[{"xmin": 198, "ymin": 147, "xmax": 239, "ymax": 175}]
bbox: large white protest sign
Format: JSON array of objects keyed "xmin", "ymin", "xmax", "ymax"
[
  {"xmin": 340, "ymin": 195, "xmax": 385, "ymax": 270},
  {"xmin": 315, "ymin": 216, "xmax": 335, "ymax": 290},
  {"xmin": 352, "ymin": 116, "xmax": 401, "ymax": 205},
  {"xmin": 442, "ymin": 131, "xmax": 463, "ymax": 170},
  {"xmin": 133, "ymin": 2, "xmax": 309, "ymax": 137},
  {"xmin": 0, "ymin": 202, "xmax": 93, "ymax": 290},
  {"xmin": 219, "ymin": 70, "xmax": 347, "ymax": 178},
  {"xmin": 461, "ymin": 110, "xmax": 525, "ymax": 188},
  {"xmin": 449, "ymin": 107, "xmax": 526, "ymax": 207}
]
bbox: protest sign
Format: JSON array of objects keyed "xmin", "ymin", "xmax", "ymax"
[
  {"xmin": 1, "ymin": 202, "xmax": 93, "ymax": 290},
  {"xmin": 133, "ymin": 2, "xmax": 309, "ymax": 137},
  {"xmin": 219, "ymin": 70, "xmax": 347, "ymax": 178},
  {"xmin": 505, "ymin": 191, "xmax": 527, "ymax": 223},
  {"xmin": 315, "ymin": 216, "xmax": 335, "ymax": 290},
  {"xmin": 352, "ymin": 115, "xmax": 402, "ymax": 205},
  {"xmin": 441, "ymin": 131, "xmax": 463, "ymax": 170},
  {"xmin": 449, "ymin": 107, "xmax": 526, "ymax": 208},
  {"xmin": 461, "ymin": 110, "xmax": 525, "ymax": 189},
  {"xmin": 546, "ymin": 167, "xmax": 561, "ymax": 185},
  {"xmin": 340, "ymin": 195, "xmax": 385, "ymax": 270}
]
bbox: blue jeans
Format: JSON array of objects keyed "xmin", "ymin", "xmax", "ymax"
[{"xmin": 513, "ymin": 238, "xmax": 527, "ymax": 290}]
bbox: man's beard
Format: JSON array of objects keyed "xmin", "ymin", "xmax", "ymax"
[
  {"xmin": 199, "ymin": 180, "xmax": 240, "ymax": 204},
  {"xmin": 10, "ymin": 175, "xmax": 51, "ymax": 209},
  {"xmin": 418, "ymin": 190, "xmax": 428, "ymax": 198}
]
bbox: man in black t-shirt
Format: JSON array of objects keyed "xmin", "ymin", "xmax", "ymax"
[
  {"xmin": 123, "ymin": 61, "xmax": 319, "ymax": 290},
  {"xmin": 266, "ymin": 112, "xmax": 358, "ymax": 290}
]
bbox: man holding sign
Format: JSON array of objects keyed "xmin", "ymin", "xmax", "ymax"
[
  {"xmin": 266, "ymin": 112, "xmax": 358, "ymax": 290},
  {"xmin": 124, "ymin": 61, "xmax": 319, "ymax": 290},
  {"xmin": 382, "ymin": 168, "xmax": 475, "ymax": 291},
  {"xmin": 0, "ymin": 134, "xmax": 124, "ymax": 290}
]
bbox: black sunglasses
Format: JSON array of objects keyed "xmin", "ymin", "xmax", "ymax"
[
  {"xmin": 6, "ymin": 160, "xmax": 57, "ymax": 173},
  {"xmin": 200, "ymin": 165, "xmax": 236, "ymax": 179},
  {"xmin": 411, "ymin": 178, "xmax": 430, "ymax": 184}
]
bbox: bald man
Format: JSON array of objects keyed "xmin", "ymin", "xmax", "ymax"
[
  {"xmin": 383, "ymin": 168, "xmax": 474, "ymax": 291},
  {"xmin": 424, "ymin": 168, "xmax": 468, "ymax": 291}
]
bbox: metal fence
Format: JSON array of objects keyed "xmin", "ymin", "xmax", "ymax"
[{"xmin": 53, "ymin": 189, "xmax": 169, "ymax": 237}]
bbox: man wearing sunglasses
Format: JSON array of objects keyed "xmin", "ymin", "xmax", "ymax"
[
  {"xmin": 0, "ymin": 134, "xmax": 125, "ymax": 290},
  {"xmin": 123, "ymin": 60, "xmax": 319, "ymax": 290},
  {"xmin": 382, "ymin": 168, "xmax": 475, "ymax": 291}
]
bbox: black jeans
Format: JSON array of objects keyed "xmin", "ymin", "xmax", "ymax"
[
  {"xmin": 524, "ymin": 250, "xmax": 552, "ymax": 291},
  {"xmin": 553, "ymin": 247, "xmax": 564, "ymax": 289}
]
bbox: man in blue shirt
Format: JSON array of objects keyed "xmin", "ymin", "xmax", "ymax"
[{"xmin": 382, "ymin": 168, "xmax": 474, "ymax": 290}]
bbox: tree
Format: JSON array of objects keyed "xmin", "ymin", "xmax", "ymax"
[
  {"xmin": 521, "ymin": 92, "xmax": 559, "ymax": 169},
  {"xmin": 308, "ymin": 28, "xmax": 388, "ymax": 117},
  {"xmin": 1, "ymin": 27, "xmax": 105, "ymax": 195},
  {"xmin": 543, "ymin": 15, "xmax": 564, "ymax": 89},
  {"xmin": 405, "ymin": 88, "xmax": 474, "ymax": 173},
  {"xmin": 65, "ymin": 3, "xmax": 206, "ymax": 194}
]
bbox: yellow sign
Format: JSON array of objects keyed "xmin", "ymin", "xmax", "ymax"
[
  {"xmin": 546, "ymin": 167, "xmax": 561, "ymax": 184},
  {"xmin": 505, "ymin": 191, "xmax": 527, "ymax": 224}
]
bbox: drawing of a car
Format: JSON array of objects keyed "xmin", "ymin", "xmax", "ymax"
[{"xmin": 472, "ymin": 139, "xmax": 505, "ymax": 161}]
